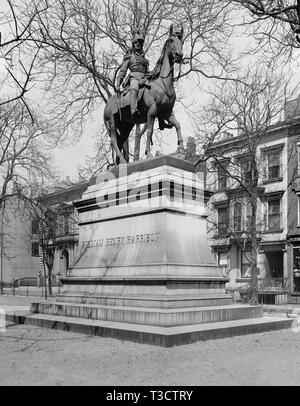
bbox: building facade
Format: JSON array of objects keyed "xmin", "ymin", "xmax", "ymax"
[
  {"xmin": 206, "ymin": 105, "xmax": 300, "ymax": 295},
  {"xmin": 0, "ymin": 198, "xmax": 40, "ymax": 284},
  {"xmin": 33, "ymin": 179, "xmax": 90, "ymax": 280},
  {"xmin": 0, "ymin": 178, "xmax": 90, "ymax": 285}
]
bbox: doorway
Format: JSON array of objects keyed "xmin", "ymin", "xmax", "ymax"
[{"xmin": 265, "ymin": 251, "xmax": 283, "ymax": 284}]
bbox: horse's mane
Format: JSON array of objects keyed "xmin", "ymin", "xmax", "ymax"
[{"xmin": 147, "ymin": 40, "xmax": 169, "ymax": 81}]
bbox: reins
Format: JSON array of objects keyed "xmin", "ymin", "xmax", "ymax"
[{"xmin": 148, "ymin": 39, "xmax": 178, "ymax": 98}]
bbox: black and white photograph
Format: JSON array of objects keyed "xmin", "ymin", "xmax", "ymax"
[{"xmin": 1, "ymin": 0, "xmax": 300, "ymax": 390}]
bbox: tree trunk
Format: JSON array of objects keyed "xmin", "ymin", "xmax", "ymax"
[
  {"xmin": 250, "ymin": 173, "xmax": 259, "ymax": 305},
  {"xmin": 250, "ymin": 216, "xmax": 258, "ymax": 305},
  {"xmin": 47, "ymin": 265, "xmax": 53, "ymax": 296},
  {"xmin": 42, "ymin": 259, "xmax": 48, "ymax": 300}
]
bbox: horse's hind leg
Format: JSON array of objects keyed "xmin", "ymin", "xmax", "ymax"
[
  {"xmin": 109, "ymin": 117, "xmax": 127, "ymax": 164},
  {"xmin": 134, "ymin": 124, "xmax": 147, "ymax": 161},
  {"xmin": 122, "ymin": 139, "xmax": 129, "ymax": 163},
  {"xmin": 168, "ymin": 112, "xmax": 184, "ymax": 151}
]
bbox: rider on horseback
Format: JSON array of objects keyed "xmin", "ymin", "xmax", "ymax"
[{"xmin": 115, "ymin": 28, "xmax": 149, "ymax": 121}]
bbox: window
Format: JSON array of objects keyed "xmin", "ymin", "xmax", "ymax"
[
  {"xmin": 268, "ymin": 152, "xmax": 280, "ymax": 179},
  {"xmin": 217, "ymin": 164, "xmax": 228, "ymax": 191},
  {"xmin": 241, "ymin": 250, "xmax": 251, "ymax": 278},
  {"xmin": 47, "ymin": 224, "xmax": 55, "ymax": 239},
  {"xmin": 218, "ymin": 252, "xmax": 228, "ymax": 276},
  {"xmin": 31, "ymin": 242, "xmax": 40, "ymax": 257},
  {"xmin": 262, "ymin": 148, "xmax": 282, "ymax": 181},
  {"xmin": 268, "ymin": 199, "xmax": 281, "ymax": 230},
  {"xmin": 246, "ymin": 202, "xmax": 252, "ymax": 231},
  {"xmin": 240, "ymin": 159, "xmax": 252, "ymax": 185},
  {"xmin": 31, "ymin": 218, "xmax": 39, "ymax": 234},
  {"xmin": 217, "ymin": 207, "xmax": 228, "ymax": 236},
  {"xmin": 218, "ymin": 252, "xmax": 228, "ymax": 266},
  {"xmin": 63, "ymin": 213, "xmax": 70, "ymax": 235},
  {"xmin": 233, "ymin": 202, "xmax": 242, "ymax": 231},
  {"xmin": 298, "ymin": 196, "xmax": 300, "ymax": 226}
]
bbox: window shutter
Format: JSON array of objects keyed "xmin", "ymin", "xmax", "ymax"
[
  {"xmin": 280, "ymin": 199, "xmax": 283, "ymax": 230},
  {"xmin": 279, "ymin": 150, "xmax": 283, "ymax": 178},
  {"xmin": 298, "ymin": 145, "xmax": 300, "ymax": 176},
  {"xmin": 262, "ymin": 152, "xmax": 267, "ymax": 180},
  {"xmin": 263, "ymin": 201, "xmax": 268, "ymax": 231}
]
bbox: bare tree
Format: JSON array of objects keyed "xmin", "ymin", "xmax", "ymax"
[
  {"xmin": 0, "ymin": 100, "xmax": 58, "ymax": 282},
  {"xmin": 0, "ymin": 101, "xmax": 56, "ymax": 212},
  {"xmin": 196, "ymin": 69, "xmax": 293, "ymax": 304},
  {"xmin": 0, "ymin": 0, "xmax": 49, "ymax": 116},
  {"xmin": 230, "ymin": 0, "xmax": 300, "ymax": 55},
  {"xmin": 28, "ymin": 196, "xmax": 79, "ymax": 299},
  {"xmin": 6, "ymin": 0, "xmax": 238, "ymax": 158}
]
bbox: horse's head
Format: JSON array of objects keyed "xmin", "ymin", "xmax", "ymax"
[{"xmin": 167, "ymin": 24, "xmax": 184, "ymax": 64}]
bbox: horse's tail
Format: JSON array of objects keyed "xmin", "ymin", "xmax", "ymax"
[{"xmin": 104, "ymin": 116, "xmax": 115, "ymax": 162}]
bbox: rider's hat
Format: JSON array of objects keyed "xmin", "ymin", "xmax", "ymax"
[
  {"xmin": 132, "ymin": 28, "xmax": 144, "ymax": 45},
  {"xmin": 169, "ymin": 24, "xmax": 184, "ymax": 40}
]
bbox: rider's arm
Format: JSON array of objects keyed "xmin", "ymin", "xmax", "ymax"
[{"xmin": 116, "ymin": 54, "xmax": 130, "ymax": 90}]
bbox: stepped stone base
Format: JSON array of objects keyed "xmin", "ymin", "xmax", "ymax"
[
  {"xmin": 6, "ymin": 312, "xmax": 293, "ymax": 347},
  {"xmin": 30, "ymin": 302, "xmax": 262, "ymax": 327},
  {"xmin": 53, "ymin": 293, "xmax": 233, "ymax": 309}
]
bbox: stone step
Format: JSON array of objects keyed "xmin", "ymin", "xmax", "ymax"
[
  {"xmin": 5, "ymin": 313, "xmax": 293, "ymax": 347},
  {"xmin": 56, "ymin": 293, "xmax": 233, "ymax": 308},
  {"xmin": 30, "ymin": 302, "xmax": 262, "ymax": 327}
]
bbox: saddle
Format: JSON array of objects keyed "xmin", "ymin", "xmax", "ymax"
[{"xmin": 113, "ymin": 78, "xmax": 151, "ymax": 114}]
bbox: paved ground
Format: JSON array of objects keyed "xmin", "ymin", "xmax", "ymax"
[{"xmin": 1, "ymin": 295, "xmax": 300, "ymax": 386}]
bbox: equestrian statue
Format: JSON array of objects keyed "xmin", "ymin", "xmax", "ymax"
[{"xmin": 104, "ymin": 25, "xmax": 184, "ymax": 165}]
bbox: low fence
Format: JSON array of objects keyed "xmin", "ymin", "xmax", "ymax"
[
  {"xmin": 237, "ymin": 288, "xmax": 288, "ymax": 305},
  {"xmin": 0, "ymin": 277, "xmax": 63, "ymax": 297},
  {"xmin": 10, "ymin": 277, "xmax": 62, "ymax": 288}
]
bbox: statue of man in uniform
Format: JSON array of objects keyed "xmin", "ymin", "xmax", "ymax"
[{"xmin": 115, "ymin": 28, "xmax": 149, "ymax": 120}]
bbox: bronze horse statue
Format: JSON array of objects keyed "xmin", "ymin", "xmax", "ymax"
[{"xmin": 104, "ymin": 25, "xmax": 184, "ymax": 164}]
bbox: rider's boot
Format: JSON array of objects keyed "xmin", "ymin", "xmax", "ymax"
[{"xmin": 130, "ymin": 89, "xmax": 139, "ymax": 120}]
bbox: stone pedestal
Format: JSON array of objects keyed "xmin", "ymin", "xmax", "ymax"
[{"xmin": 57, "ymin": 155, "xmax": 230, "ymax": 307}]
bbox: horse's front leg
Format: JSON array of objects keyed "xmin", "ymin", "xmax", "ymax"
[
  {"xmin": 145, "ymin": 106, "xmax": 157, "ymax": 158},
  {"xmin": 110, "ymin": 118, "xmax": 127, "ymax": 165},
  {"xmin": 168, "ymin": 111, "xmax": 184, "ymax": 152}
]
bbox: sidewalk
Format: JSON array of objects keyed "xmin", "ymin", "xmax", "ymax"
[{"xmin": 263, "ymin": 304, "xmax": 300, "ymax": 317}]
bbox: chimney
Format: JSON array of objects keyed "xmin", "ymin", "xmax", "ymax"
[
  {"xmin": 285, "ymin": 97, "xmax": 300, "ymax": 121},
  {"xmin": 186, "ymin": 137, "xmax": 196, "ymax": 155}
]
